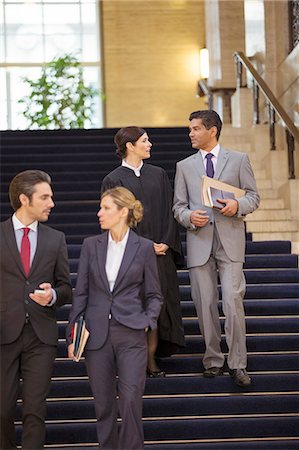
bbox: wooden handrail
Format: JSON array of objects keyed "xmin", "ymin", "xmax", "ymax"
[
  {"xmin": 234, "ymin": 51, "xmax": 298, "ymax": 179},
  {"xmin": 234, "ymin": 51, "xmax": 299, "ymax": 142}
]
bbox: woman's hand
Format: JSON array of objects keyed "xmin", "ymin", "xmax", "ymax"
[
  {"xmin": 68, "ymin": 343, "xmax": 75, "ymax": 360},
  {"xmin": 154, "ymin": 243, "xmax": 169, "ymax": 255}
]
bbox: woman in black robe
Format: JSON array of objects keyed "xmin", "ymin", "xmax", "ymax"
[{"xmin": 101, "ymin": 126, "xmax": 185, "ymax": 376}]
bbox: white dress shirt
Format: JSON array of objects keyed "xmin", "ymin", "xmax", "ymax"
[
  {"xmin": 122, "ymin": 159, "xmax": 143, "ymax": 177},
  {"xmin": 105, "ymin": 229, "xmax": 130, "ymax": 292},
  {"xmin": 12, "ymin": 213, "xmax": 38, "ymax": 266},
  {"xmin": 200, "ymin": 143, "xmax": 220, "ymax": 173}
]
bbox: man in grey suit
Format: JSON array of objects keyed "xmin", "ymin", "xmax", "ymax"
[
  {"xmin": 1, "ymin": 170, "xmax": 72, "ymax": 449},
  {"xmin": 173, "ymin": 110, "xmax": 259, "ymax": 387}
]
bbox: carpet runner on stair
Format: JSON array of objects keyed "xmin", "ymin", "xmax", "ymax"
[{"xmin": 1, "ymin": 128, "xmax": 298, "ymax": 449}]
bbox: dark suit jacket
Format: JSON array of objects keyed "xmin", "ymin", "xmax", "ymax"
[
  {"xmin": 0, "ymin": 218, "xmax": 72, "ymax": 345},
  {"xmin": 66, "ymin": 229, "xmax": 163, "ymax": 349}
]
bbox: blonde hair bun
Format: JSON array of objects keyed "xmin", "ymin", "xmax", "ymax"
[{"xmin": 101, "ymin": 186, "xmax": 144, "ymax": 228}]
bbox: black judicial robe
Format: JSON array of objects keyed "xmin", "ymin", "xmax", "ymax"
[{"xmin": 101, "ymin": 163, "xmax": 185, "ymax": 356}]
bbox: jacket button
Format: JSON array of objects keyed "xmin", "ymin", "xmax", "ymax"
[
  {"xmin": 25, "ymin": 300, "xmax": 29, "ymax": 304},
  {"xmin": 25, "ymin": 281, "xmax": 30, "ymax": 286}
]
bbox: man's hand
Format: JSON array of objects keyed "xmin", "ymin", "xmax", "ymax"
[
  {"xmin": 219, "ymin": 198, "xmax": 239, "ymax": 216},
  {"xmin": 154, "ymin": 243, "xmax": 169, "ymax": 255},
  {"xmin": 190, "ymin": 210, "xmax": 209, "ymax": 227},
  {"xmin": 29, "ymin": 282, "xmax": 53, "ymax": 306}
]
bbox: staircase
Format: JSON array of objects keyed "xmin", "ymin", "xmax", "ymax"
[
  {"xmin": 1, "ymin": 128, "xmax": 299, "ymax": 450},
  {"xmin": 220, "ymin": 125, "xmax": 299, "ymax": 248}
]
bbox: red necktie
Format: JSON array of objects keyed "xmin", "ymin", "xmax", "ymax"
[{"xmin": 21, "ymin": 227, "xmax": 31, "ymax": 276}]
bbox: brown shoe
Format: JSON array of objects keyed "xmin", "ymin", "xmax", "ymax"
[
  {"xmin": 229, "ymin": 368, "xmax": 251, "ymax": 387},
  {"xmin": 203, "ymin": 366, "xmax": 224, "ymax": 378}
]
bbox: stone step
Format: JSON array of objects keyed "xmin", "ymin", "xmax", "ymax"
[
  {"xmin": 259, "ymin": 198, "xmax": 285, "ymax": 209},
  {"xmin": 246, "ymin": 210, "xmax": 292, "ymax": 221},
  {"xmin": 252, "ymin": 168, "xmax": 267, "ymax": 179},
  {"xmin": 256, "ymin": 179, "xmax": 273, "ymax": 189},
  {"xmin": 247, "ymin": 220, "xmax": 298, "ymax": 233},
  {"xmin": 248, "ymin": 233, "xmax": 298, "ymax": 251},
  {"xmin": 258, "ymin": 188, "xmax": 280, "ymax": 199}
]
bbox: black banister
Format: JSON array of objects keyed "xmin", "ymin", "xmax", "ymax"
[{"xmin": 234, "ymin": 51, "xmax": 298, "ymax": 179}]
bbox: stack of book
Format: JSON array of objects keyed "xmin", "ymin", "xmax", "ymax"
[
  {"xmin": 201, "ymin": 175, "xmax": 245, "ymax": 209},
  {"xmin": 72, "ymin": 315, "xmax": 89, "ymax": 362}
]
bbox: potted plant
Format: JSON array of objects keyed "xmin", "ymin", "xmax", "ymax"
[{"xmin": 19, "ymin": 53, "xmax": 102, "ymax": 129}]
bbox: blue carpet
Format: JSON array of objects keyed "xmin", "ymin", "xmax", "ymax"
[{"xmin": 1, "ymin": 128, "xmax": 298, "ymax": 449}]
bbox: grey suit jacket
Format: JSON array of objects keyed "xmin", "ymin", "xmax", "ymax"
[
  {"xmin": 66, "ymin": 229, "xmax": 163, "ymax": 350},
  {"xmin": 0, "ymin": 218, "xmax": 72, "ymax": 345},
  {"xmin": 173, "ymin": 147, "xmax": 260, "ymax": 267}
]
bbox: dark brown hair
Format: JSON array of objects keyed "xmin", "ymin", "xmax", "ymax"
[
  {"xmin": 9, "ymin": 170, "xmax": 51, "ymax": 211},
  {"xmin": 114, "ymin": 126, "xmax": 146, "ymax": 159},
  {"xmin": 189, "ymin": 110, "xmax": 222, "ymax": 140}
]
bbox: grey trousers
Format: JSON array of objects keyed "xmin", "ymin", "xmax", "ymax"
[
  {"xmin": 85, "ymin": 317, "xmax": 147, "ymax": 450},
  {"xmin": 189, "ymin": 228, "xmax": 247, "ymax": 370}
]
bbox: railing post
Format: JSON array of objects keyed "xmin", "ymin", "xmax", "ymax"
[
  {"xmin": 252, "ymin": 82, "xmax": 260, "ymax": 125},
  {"xmin": 234, "ymin": 54, "xmax": 243, "ymax": 89},
  {"xmin": 286, "ymin": 129, "xmax": 295, "ymax": 179},
  {"xmin": 208, "ymin": 92, "xmax": 213, "ymax": 110},
  {"xmin": 268, "ymin": 104, "xmax": 276, "ymax": 150}
]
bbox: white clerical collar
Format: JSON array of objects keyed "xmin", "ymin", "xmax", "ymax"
[
  {"xmin": 199, "ymin": 143, "xmax": 220, "ymax": 160},
  {"xmin": 122, "ymin": 159, "xmax": 144, "ymax": 177},
  {"xmin": 12, "ymin": 213, "xmax": 38, "ymax": 232}
]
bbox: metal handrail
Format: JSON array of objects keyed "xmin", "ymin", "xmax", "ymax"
[{"xmin": 234, "ymin": 51, "xmax": 298, "ymax": 179}]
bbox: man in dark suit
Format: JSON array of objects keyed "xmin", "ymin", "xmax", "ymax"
[
  {"xmin": 173, "ymin": 110, "xmax": 260, "ymax": 387},
  {"xmin": 0, "ymin": 170, "xmax": 72, "ymax": 450}
]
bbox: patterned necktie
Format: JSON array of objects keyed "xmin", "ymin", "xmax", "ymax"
[
  {"xmin": 206, "ymin": 153, "xmax": 214, "ymax": 178},
  {"xmin": 21, "ymin": 227, "xmax": 31, "ymax": 276}
]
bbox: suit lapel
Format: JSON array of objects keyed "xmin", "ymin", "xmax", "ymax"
[
  {"xmin": 95, "ymin": 232, "xmax": 111, "ymax": 294},
  {"xmin": 113, "ymin": 229, "xmax": 140, "ymax": 293},
  {"xmin": 215, "ymin": 147, "xmax": 229, "ymax": 179},
  {"xmin": 193, "ymin": 151, "xmax": 206, "ymax": 179},
  {"xmin": 2, "ymin": 219, "xmax": 25, "ymax": 276},
  {"xmin": 29, "ymin": 223, "xmax": 45, "ymax": 277}
]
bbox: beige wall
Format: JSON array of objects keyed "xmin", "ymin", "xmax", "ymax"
[
  {"xmin": 205, "ymin": 0, "xmax": 245, "ymax": 88},
  {"xmin": 264, "ymin": 0, "xmax": 290, "ymax": 94},
  {"xmin": 101, "ymin": 0, "xmax": 206, "ymax": 127}
]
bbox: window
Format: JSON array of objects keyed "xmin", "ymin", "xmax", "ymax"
[{"xmin": 0, "ymin": 0, "xmax": 103, "ymax": 129}]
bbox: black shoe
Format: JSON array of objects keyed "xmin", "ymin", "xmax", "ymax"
[
  {"xmin": 229, "ymin": 368, "xmax": 251, "ymax": 386},
  {"xmin": 146, "ymin": 368, "xmax": 166, "ymax": 378},
  {"xmin": 203, "ymin": 366, "xmax": 224, "ymax": 378}
]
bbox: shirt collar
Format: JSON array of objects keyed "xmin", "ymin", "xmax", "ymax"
[
  {"xmin": 122, "ymin": 159, "xmax": 144, "ymax": 177},
  {"xmin": 12, "ymin": 213, "xmax": 38, "ymax": 232},
  {"xmin": 200, "ymin": 143, "xmax": 220, "ymax": 159},
  {"xmin": 108, "ymin": 228, "xmax": 130, "ymax": 247}
]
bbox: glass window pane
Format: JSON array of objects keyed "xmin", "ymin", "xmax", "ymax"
[
  {"xmin": 1, "ymin": 0, "xmax": 102, "ymax": 129},
  {"xmin": 0, "ymin": 35, "xmax": 5, "ymax": 61},
  {"xmin": 82, "ymin": 34, "xmax": 98, "ymax": 61},
  {"xmin": 82, "ymin": 66, "xmax": 103, "ymax": 127},
  {"xmin": 5, "ymin": 4, "xmax": 43, "ymax": 26},
  {"xmin": 9, "ymin": 67, "xmax": 41, "ymax": 100},
  {"xmin": 43, "ymin": 4, "xmax": 80, "ymax": 25},
  {"xmin": 44, "ymin": 32, "xmax": 81, "ymax": 60},
  {"xmin": 6, "ymin": 34, "xmax": 43, "ymax": 62},
  {"xmin": 81, "ymin": 4, "xmax": 97, "ymax": 24}
]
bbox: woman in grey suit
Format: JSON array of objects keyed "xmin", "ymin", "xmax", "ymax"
[{"xmin": 66, "ymin": 187, "xmax": 162, "ymax": 450}]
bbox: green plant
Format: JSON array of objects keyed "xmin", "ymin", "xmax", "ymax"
[{"xmin": 18, "ymin": 53, "xmax": 101, "ymax": 129}]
